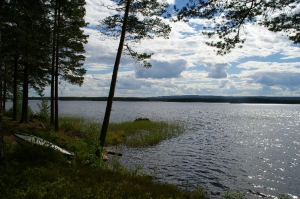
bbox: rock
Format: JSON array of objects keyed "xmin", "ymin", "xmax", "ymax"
[
  {"xmin": 102, "ymin": 154, "xmax": 108, "ymax": 161},
  {"xmin": 134, "ymin": 118, "xmax": 150, "ymax": 122}
]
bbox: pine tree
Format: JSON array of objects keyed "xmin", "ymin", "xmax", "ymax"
[
  {"xmin": 1, "ymin": 0, "xmax": 87, "ymax": 126},
  {"xmin": 18, "ymin": 0, "xmax": 52, "ymax": 123},
  {"xmin": 1, "ymin": 0, "xmax": 22, "ymax": 121},
  {"xmin": 176, "ymin": 0, "xmax": 299, "ymax": 55},
  {"xmin": 49, "ymin": 0, "xmax": 88, "ymax": 131},
  {"xmin": 98, "ymin": 0, "xmax": 171, "ymax": 148}
]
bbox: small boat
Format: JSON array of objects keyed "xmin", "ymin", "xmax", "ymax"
[{"xmin": 14, "ymin": 132, "xmax": 74, "ymax": 156}]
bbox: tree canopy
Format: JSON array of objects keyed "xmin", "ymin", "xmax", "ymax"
[
  {"xmin": 176, "ymin": 0, "xmax": 300, "ymax": 55},
  {"xmin": 98, "ymin": 0, "xmax": 171, "ymax": 68},
  {"xmin": 0, "ymin": 0, "xmax": 88, "ymax": 124}
]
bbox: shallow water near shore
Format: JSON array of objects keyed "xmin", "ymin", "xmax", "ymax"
[{"xmin": 11, "ymin": 101, "xmax": 300, "ymax": 198}]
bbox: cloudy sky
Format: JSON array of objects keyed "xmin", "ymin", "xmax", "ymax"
[{"xmin": 39, "ymin": 0, "xmax": 300, "ymax": 97}]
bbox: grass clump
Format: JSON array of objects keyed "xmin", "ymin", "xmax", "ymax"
[
  {"xmin": 222, "ymin": 189, "xmax": 245, "ymax": 199},
  {"xmin": 106, "ymin": 120, "xmax": 184, "ymax": 147}
]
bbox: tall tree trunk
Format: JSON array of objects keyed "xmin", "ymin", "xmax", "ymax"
[
  {"xmin": 0, "ymin": 28, "xmax": 6, "ymax": 160},
  {"xmin": 50, "ymin": 0, "xmax": 58, "ymax": 126},
  {"xmin": 12, "ymin": 54, "xmax": 18, "ymax": 121},
  {"xmin": 0, "ymin": 70, "xmax": 5, "ymax": 161},
  {"xmin": 3, "ymin": 74, "xmax": 6, "ymax": 113},
  {"xmin": 99, "ymin": 0, "xmax": 131, "ymax": 148},
  {"xmin": 54, "ymin": 6, "xmax": 60, "ymax": 131},
  {"xmin": 20, "ymin": 55, "xmax": 29, "ymax": 123}
]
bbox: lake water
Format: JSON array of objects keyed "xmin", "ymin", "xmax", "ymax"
[{"xmin": 13, "ymin": 101, "xmax": 300, "ymax": 198}]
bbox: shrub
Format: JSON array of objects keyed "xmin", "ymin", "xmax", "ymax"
[{"xmin": 35, "ymin": 99, "xmax": 50, "ymax": 123}]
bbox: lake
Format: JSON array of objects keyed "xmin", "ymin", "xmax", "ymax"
[{"xmin": 13, "ymin": 101, "xmax": 300, "ymax": 198}]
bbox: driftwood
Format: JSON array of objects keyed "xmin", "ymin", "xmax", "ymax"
[
  {"xmin": 102, "ymin": 149, "xmax": 122, "ymax": 161},
  {"xmin": 107, "ymin": 150, "xmax": 122, "ymax": 156},
  {"xmin": 247, "ymin": 190, "xmax": 269, "ymax": 198}
]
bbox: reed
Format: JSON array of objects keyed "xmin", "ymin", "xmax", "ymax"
[
  {"xmin": 59, "ymin": 117, "xmax": 184, "ymax": 148},
  {"xmin": 107, "ymin": 120, "xmax": 184, "ymax": 147}
]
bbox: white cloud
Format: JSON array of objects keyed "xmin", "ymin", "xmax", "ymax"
[
  {"xmin": 34, "ymin": 0, "xmax": 300, "ymax": 98},
  {"xmin": 237, "ymin": 62, "xmax": 300, "ymax": 72},
  {"xmin": 135, "ymin": 59, "xmax": 187, "ymax": 78},
  {"xmin": 219, "ymin": 80, "xmax": 229, "ymax": 88},
  {"xmin": 248, "ymin": 72, "xmax": 300, "ymax": 87},
  {"xmin": 206, "ymin": 63, "xmax": 231, "ymax": 78}
]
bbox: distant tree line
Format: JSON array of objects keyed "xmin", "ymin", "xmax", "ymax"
[
  {"xmin": 28, "ymin": 96, "xmax": 300, "ymax": 104},
  {"xmin": 164, "ymin": 96, "xmax": 300, "ymax": 104}
]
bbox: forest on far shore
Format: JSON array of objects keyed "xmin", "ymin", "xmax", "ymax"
[{"xmin": 28, "ymin": 96, "xmax": 300, "ymax": 104}]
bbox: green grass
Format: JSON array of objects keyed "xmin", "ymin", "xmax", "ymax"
[
  {"xmin": 107, "ymin": 120, "xmax": 184, "ymax": 147},
  {"xmin": 1, "ymin": 144, "xmax": 206, "ymax": 199},
  {"xmin": 1, "ymin": 116, "xmax": 206, "ymax": 199},
  {"xmin": 57, "ymin": 116, "xmax": 184, "ymax": 148}
]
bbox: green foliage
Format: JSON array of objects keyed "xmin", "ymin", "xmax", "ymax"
[
  {"xmin": 0, "ymin": 131, "xmax": 204, "ymax": 199},
  {"xmin": 57, "ymin": 117, "xmax": 107, "ymax": 168},
  {"xmin": 98, "ymin": 0, "xmax": 171, "ymax": 68},
  {"xmin": 278, "ymin": 194, "xmax": 290, "ymax": 199},
  {"xmin": 35, "ymin": 99, "xmax": 50, "ymax": 122},
  {"xmin": 222, "ymin": 189, "xmax": 245, "ymax": 199},
  {"xmin": 58, "ymin": 117, "xmax": 184, "ymax": 159},
  {"xmin": 111, "ymin": 155, "xmax": 130, "ymax": 174},
  {"xmin": 4, "ymin": 139, "xmax": 16, "ymax": 154},
  {"xmin": 111, "ymin": 158, "xmax": 148, "ymax": 178},
  {"xmin": 262, "ymin": 12, "xmax": 300, "ymax": 45},
  {"xmin": 5, "ymin": 104, "xmax": 34, "ymax": 121},
  {"xmin": 192, "ymin": 184, "xmax": 206, "ymax": 198},
  {"xmin": 11, "ymin": 144, "xmax": 66, "ymax": 166},
  {"xmin": 4, "ymin": 90, "xmax": 21, "ymax": 120},
  {"xmin": 5, "ymin": 107, "xmax": 15, "ymax": 119},
  {"xmin": 54, "ymin": 0, "xmax": 88, "ymax": 86},
  {"xmin": 1, "ymin": 0, "xmax": 88, "ymax": 109},
  {"xmin": 176, "ymin": 0, "xmax": 299, "ymax": 55}
]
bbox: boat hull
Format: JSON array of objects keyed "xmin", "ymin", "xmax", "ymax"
[{"xmin": 14, "ymin": 133, "xmax": 74, "ymax": 156}]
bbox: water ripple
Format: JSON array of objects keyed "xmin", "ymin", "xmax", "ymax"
[{"xmin": 22, "ymin": 101, "xmax": 300, "ymax": 198}]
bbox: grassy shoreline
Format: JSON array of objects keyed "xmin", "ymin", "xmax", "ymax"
[
  {"xmin": 1, "ymin": 116, "xmax": 294, "ymax": 199},
  {"xmin": 1, "ymin": 116, "xmax": 206, "ymax": 199}
]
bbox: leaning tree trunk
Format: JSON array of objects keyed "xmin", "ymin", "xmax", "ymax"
[{"xmin": 99, "ymin": 0, "xmax": 131, "ymax": 148}]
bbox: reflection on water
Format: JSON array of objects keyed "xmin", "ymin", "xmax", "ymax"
[{"xmin": 12, "ymin": 101, "xmax": 300, "ymax": 198}]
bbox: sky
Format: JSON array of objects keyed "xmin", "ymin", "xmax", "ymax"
[{"xmin": 37, "ymin": 0, "xmax": 300, "ymax": 97}]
